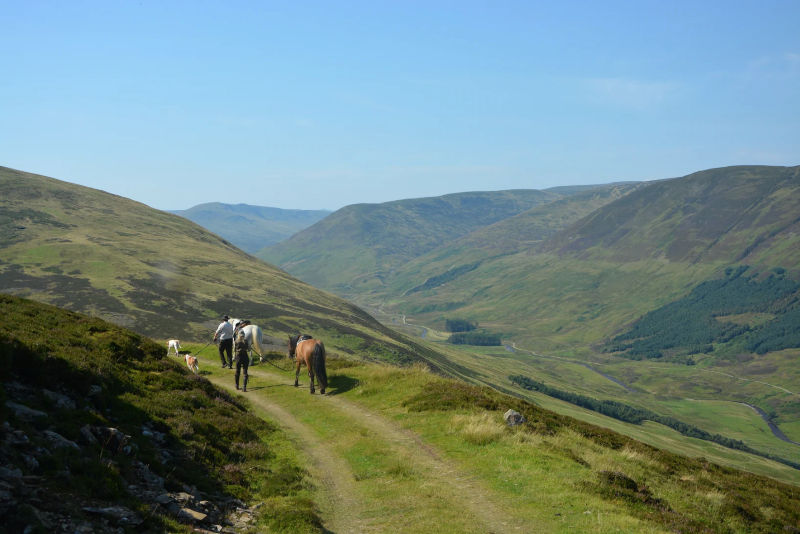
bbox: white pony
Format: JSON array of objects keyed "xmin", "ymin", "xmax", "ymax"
[
  {"xmin": 242, "ymin": 324, "xmax": 265, "ymax": 362},
  {"xmin": 229, "ymin": 319, "xmax": 265, "ymax": 362},
  {"xmin": 167, "ymin": 339, "xmax": 181, "ymax": 356}
]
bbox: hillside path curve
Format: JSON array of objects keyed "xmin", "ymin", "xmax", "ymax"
[{"xmin": 218, "ymin": 365, "xmax": 529, "ymax": 533}]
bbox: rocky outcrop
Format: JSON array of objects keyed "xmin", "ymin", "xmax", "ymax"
[
  {"xmin": 0, "ymin": 381, "xmax": 260, "ymax": 533},
  {"xmin": 504, "ymin": 409, "xmax": 527, "ymax": 426}
]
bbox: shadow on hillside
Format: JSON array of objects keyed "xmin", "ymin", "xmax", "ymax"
[{"xmin": 325, "ymin": 374, "xmax": 358, "ymax": 396}]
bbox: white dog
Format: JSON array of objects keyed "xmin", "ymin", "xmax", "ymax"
[
  {"xmin": 167, "ymin": 339, "xmax": 181, "ymax": 356},
  {"xmin": 185, "ymin": 353, "xmax": 199, "ymax": 374}
]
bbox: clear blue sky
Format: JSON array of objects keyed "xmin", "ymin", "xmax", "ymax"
[{"xmin": 2, "ymin": 1, "xmax": 798, "ymax": 210}]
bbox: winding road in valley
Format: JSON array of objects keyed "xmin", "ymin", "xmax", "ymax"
[{"xmin": 741, "ymin": 403, "xmax": 800, "ymax": 446}]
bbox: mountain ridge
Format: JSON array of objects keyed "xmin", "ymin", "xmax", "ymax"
[
  {"xmin": 259, "ymin": 188, "xmax": 583, "ymax": 293},
  {"xmin": 170, "ymin": 202, "xmax": 330, "ymax": 253}
]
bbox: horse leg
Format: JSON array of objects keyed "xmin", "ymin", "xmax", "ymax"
[
  {"xmin": 294, "ymin": 360, "xmax": 300, "ymax": 387},
  {"xmin": 308, "ymin": 366, "xmax": 315, "ymax": 394}
]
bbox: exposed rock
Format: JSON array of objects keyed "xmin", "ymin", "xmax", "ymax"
[
  {"xmin": 22, "ymin": 454, "xmax": 39, "ymax": 470},
  {"xmin": 82, "ymin": 505, "xmax": 143, "ymax": 526},
  {"xmin": 43, "ymin": 430, "xmax": 80, "ymax": 450},
  {"xmin": 87, "ymin": 426, "xmax": 131, "ymax": 454},
  {"xmin": 178, "ymin": 507, "xmax": 208, "ymax": 522},
  {"xmin": 154, "ymin": 492, "xmax": 174, "ymax": 505},
  {"xmin": 7, "ymin": 429, "xmax": 30, "ymax": 447},
  {"xmin": 87, "ymin": 384, "xmax": 103, "ymax": 397},
  {"xmin": 503, "ymin": 409, "xmax": 526, "ymax": 426},
  {"xmin": 0, "ymin": 466, "xmax": 23, "ymax": 481},
  {"xmin": 141, "ymin": 424, "xmax": 167, "ymax": 445},
  {"xmin": 130, "ymin": 460, "xmax": 164, "ymax": 491},
  {"xmin": 79, "ymin": 424, "xmax": 98, "ymax": 445},
  {"xmin": 5, "ymin": 401, "xmax": 47, "ymax": 420},
  {"xmin": 173, "ymin": 491, "xmax": 194, "ymax": 504},
  {"xmin": 43, "ymin": 389, "xmax": 77, "ymax": 410}
]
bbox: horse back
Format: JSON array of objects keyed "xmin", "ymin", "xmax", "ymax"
[{"xmin": 243, "ymin": 325, "xmax": 263, "ymax": 353}]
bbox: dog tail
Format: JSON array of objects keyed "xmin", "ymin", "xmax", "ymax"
[{"xmin": 312, "ymin": 342, "xmax": 327, "ymax": 390}]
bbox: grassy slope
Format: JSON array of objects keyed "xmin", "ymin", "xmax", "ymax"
[
  {"xmin": 0, "ymin": 166, "xmax": 440, "ymax": 365},
  {"xmin": 171, "ymin": 202, "xmax": 330, "ymax": 254},
  {"xmin": 344, "ymin": 166, "xmax": 800, "ymax": 480},
  {"xmin": 354, "ymin": 182, "xmax": 644, "ymax": 309},
  {"xmin": 192, "ymin": 347, "xmax": 800, "ymax": 532},
  {"xmin": 0, "ymin": 294, "xmax": 321, "ymax": 533},
  {"xmin": 7, "ymin": 295, "xmax": 799, "ymax": 533},
  {"xmin": 258, "ymin": 189, "xmax": 563, "ymax": 294},
  {"xmin": 382, "ymin": 166, "xmax": 800, "ymax": 344},
  {"xmin": 374, "ymin": 165, "xmax": 800, "ymax": 377}
]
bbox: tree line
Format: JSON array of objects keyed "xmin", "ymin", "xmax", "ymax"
[
  {"xmin": 448, "ymin": 332, "xmax": 502, "ymax": 346},
  {"xmin": 509, "ymin": 374, "xmax": 800, "ymax": 471},
  {"xmin": 605, "ymin": 266, "xmax": 800, "ymax": 359},
  {"xmin": 445, "ymin": 318, "xmax": 477, "ymax": 332}
]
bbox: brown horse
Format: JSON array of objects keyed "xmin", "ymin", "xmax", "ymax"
[{"xmin": 288, "ymin": 335, "xmax": 328, "ymax": 394}]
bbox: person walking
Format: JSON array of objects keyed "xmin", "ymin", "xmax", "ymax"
[
  {"xmin": 213, "ymin": 315, "xmax": 234, "ymax": 368},
  {"xmin": 233, "ymin": 327, "xmax": 250, "ymax": 392}
]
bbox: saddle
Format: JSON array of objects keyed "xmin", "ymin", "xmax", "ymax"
[{"xmin": 297, "ymin": 334, "xmax": 312, "ymax": 342}]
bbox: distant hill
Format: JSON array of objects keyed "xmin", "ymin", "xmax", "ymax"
[
  {"xmin": 541, "ymin": 166, "xmax": 800, "ymax": 265},
  {"xmin": 0, "ymin": 166, "xmax": 443, "ymax": 365},
  {"xmin": 259, "ymin": 165, "xmax": 800, "ymax": 456},
  {"xmin": 378, "ymin": 182, "xmax": 643, "ymax": 299},
  {"xmin": 170, "ymin": 202, "xmax": 330, "ymax": 253},
  {"xmin": 258, "ymin": 189, "xmax": 575, "ymax": 294},
  {"xmin": 368, "ymin": 166, "xmax": 800, "ymax": 342}
]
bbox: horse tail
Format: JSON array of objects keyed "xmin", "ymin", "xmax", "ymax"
[
  {"xmin": 313, "ymin": 342, "xmax": 327, "ymax": 390},
  {"xmin": 253, "ymin": 326, "xmax": 264, "ymax": 357}
]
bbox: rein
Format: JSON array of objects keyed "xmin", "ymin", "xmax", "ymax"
[
  {"xmin": 193, "ymin": 341, "xmax": 214, "ymax": 356},
  {"xmin": 260, "ymin": 356, "xmax": 292, "ymax": 372}
]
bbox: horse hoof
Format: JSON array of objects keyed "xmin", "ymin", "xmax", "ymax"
[
  {"xmin": 320, "ymin": 389, "xmax": 325, "ymax": 395},
  {"xmin": 310, "ymin": 389, "xmax": 315, "ymax": 394},
  {"xmin": 294, "ymin": 382, "xmax": 299, "ymax": 387}
]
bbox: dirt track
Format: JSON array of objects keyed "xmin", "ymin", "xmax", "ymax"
[{"xmin": 208, "ymin": 367, "xmax": 527, "ymax": 533}]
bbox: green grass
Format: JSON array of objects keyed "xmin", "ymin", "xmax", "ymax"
[
  {"xmin": 329, "ymin": 362, "xmax": 800, "ymax": 532},
  {"xmin": 188, "ymin": 347, "xmax": 800, "ymax": 532},
  {"xmin": 656, "ymin": 399, "xmax": 798, "ymax": 456},
  {"xmin": 395, "ymin": 339, "xmax": 800, "ymax": 486},
  {"xmin": 0, "ymin": 295, "xmax": 322, "ymax": 533},
  {"xmin": 5, "ymin": 293, "xmax": 799, "ymax": 532},
  {"xmin": 259, "ymin": 189, "xmax": 563, "ymax": 293}
]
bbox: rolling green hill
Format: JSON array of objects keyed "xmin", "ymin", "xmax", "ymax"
[
  {"xmin": 170, "ymin": 202, "xmax": 330, "ymax": 254},
  {"xmin": 3, "ymin": 164, "xmax": 798, "ymax": 491},
  {"xmin": 258, "ymin": 189, "xmax": 568, "ymax": 294},
  {"xmin": 365, "ymin": 182, "xmax": 643, "ymax": 303},
  {"xmin": 542, "ymin": 165, "xmax": 800, "ymax": 266},
  {"xmin": 4, "ymin": 294, "xmax": 800, "ymax": 533},
  {"xmin": 0, "ymin": 166, "xmax": 441, "ymax": 365},
  {"xmin": 0, "ymin": 294, "xmax": 321, "ymax": 532},
  {"xmin": 381, "ymin": 166, "xmax": 800, "ymax": 346},
  {"xmin": 257, "ymin": 165, "xmax": 800, "ymax": 477}
]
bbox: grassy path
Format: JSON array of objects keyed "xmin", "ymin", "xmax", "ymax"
[
  {"xmin": 202, "ymin": 358, "xmax": 527, "ymax": 533},
  {"xmin": 205, "ymin": 373, "xmax": 367, "ymax": 533}
]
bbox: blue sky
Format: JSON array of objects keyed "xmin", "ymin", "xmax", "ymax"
[{"xmin": 2, "ymin": 1, "xmax": 798, "ymax": 210}]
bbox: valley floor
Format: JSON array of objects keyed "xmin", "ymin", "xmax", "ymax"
[{"xmin": 377, "ymin": 312, "xmax": 800, "ymax": 486}]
